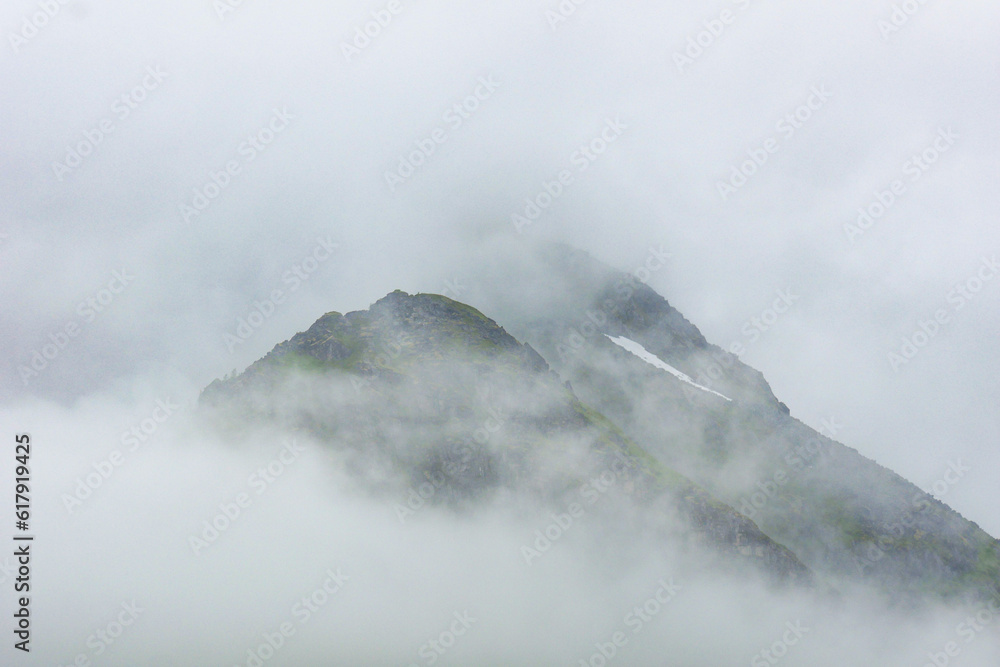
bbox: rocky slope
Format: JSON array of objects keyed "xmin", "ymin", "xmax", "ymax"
[
  {"xmin": 198, "ymin": 244, "xmax": 999, "ymax": 606},
  {"xmin": 200, "ymin": 290, "xmax": 812, "ymax": 584},
  {"xmin": 458, "ymin": 243, "xmax": 1000, "ymax": 605}
]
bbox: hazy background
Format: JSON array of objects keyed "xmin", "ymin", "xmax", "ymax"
[
  {"xmin": 1, "ymin": 1, "xmax": 999, "ymax": 662},
  {"xmin": 5, "ymin": 394, "xmax": 999, "ymax": 666}
]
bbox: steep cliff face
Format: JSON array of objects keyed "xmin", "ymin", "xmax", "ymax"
[{"xmin": 200, "ymin": 290, "xmax": 812, "ymax": 585}]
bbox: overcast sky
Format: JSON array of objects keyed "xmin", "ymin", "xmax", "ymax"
[{"xmin": 2, "ymin": 0, "xmax": 998, "ymax": 546}]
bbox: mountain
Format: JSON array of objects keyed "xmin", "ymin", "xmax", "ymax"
[
  {"xmin": 455, "ymin": 243, "xmax": 1000, "ymax": 605},
  {"xmin": 200, "ymin": 289, "xmax": 812, "ymax": 585},
  {"xmin": 198, "ymin": 244, "xmax": 999, "ymax": 607}
]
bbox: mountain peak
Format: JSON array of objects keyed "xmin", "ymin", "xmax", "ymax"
[
  {"xmin": 197, "ymin": 255, "xmax": 999, "ymax": 607},
  {"xmin": 197, "ymin": 287, "xmax": 815, "ymax": 585},
  {"xmin": 201, "ymin": 290, "xmax": 550, "ymax": 405}
]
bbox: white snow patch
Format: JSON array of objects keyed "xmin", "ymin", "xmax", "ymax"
[{"xmin": 605, "ymin": 335, "xmax": 732, "ymax": 402}]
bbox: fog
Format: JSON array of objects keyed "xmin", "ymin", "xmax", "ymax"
[
  {"xmin": 2, "ymin": 0, "xmax": 999, "ymax": 663},
  {"xmin": 2, "ymin": 383, "xmax": 999, "ymax": 665}
]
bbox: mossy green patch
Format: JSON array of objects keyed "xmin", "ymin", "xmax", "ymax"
[{"xmin": 572, "ymin": 400, "xmax": 698, "ymax": 494}]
